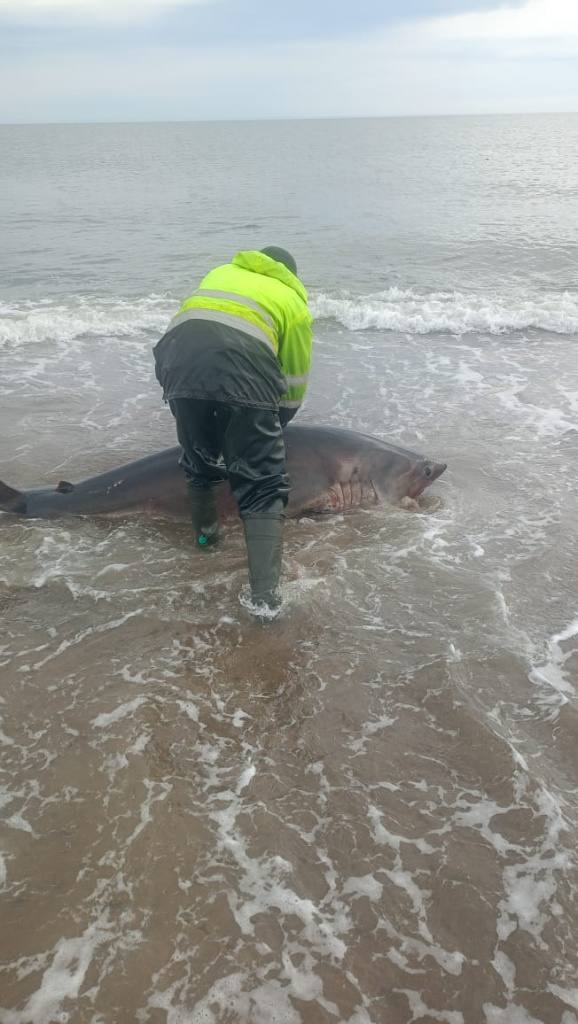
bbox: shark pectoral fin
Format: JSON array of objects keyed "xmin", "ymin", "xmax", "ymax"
[
  {"xmin": 56, "ymin": 480, "xmax": 75, "ymax": 494},
  {"xmin": 400, "ymin": 496, "xmax": 421, "ymax": 512},
  {"xmin": 0, "ymin": 480, "xmax": 26, "ymax": 514}
]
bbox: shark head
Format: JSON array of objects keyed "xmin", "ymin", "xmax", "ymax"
[{"xmin": 405, "ymin": 458, "xmax": 447, "ymax": 499}]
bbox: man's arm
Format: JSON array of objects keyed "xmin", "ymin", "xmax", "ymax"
[{"xmin": 278, "ymin": 312, "xmax": 313, "ymax": 422}]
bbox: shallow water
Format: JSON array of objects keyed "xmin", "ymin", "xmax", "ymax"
[{"xmin": 1, "ymin": 117, "xmax": 578, "ymax": 1024}]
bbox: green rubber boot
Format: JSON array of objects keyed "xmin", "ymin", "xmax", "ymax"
[
  {"xmin": 243, "ymin": 515, "xmax": 284, "ymax": 618},
  {"xmin": 188, "ymin": 485, "xmax": 219, "ymax": 548}
]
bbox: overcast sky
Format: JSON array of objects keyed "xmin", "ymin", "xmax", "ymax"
[{"xmin": 1, "ymin": 0, "xmax": 577, "ymax": 123}]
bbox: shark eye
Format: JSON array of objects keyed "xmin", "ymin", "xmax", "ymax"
[{"xmin": 424, "ymin": 466, "xmax": 432, "ymax": 478}]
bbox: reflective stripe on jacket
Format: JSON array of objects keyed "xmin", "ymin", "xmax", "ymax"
[{"xmin": 170, "ymin": 251, "xmax": 313, "ymax": 411}]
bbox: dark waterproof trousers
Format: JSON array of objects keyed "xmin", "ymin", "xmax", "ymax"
[{"xmin": 169, "ymin": 398, "xmax": 290, "ymax": 518}]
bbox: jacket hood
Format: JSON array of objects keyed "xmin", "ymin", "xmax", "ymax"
[{"xmin": 232, "ymin": 251, "xmax": 308, "ymax": 303}]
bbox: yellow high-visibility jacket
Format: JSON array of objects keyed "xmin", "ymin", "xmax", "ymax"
[{"xmin": 167, "ymin": 250, "xmax": 313, "ymax": 413}]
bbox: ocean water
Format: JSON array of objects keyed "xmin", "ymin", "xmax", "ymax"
[{"xmin": 1, "ymin": 115, "xmax": 578, "ymax": 1024}]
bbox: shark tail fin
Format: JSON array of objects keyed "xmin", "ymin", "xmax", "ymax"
[{"xmin": 0, "ymin": 481, "xmax": 27, "ymax": 514}]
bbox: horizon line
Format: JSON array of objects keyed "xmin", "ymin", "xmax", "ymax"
[{"xmin": 2, "ymin": 109, "xmax": 578, "ymax": 128}]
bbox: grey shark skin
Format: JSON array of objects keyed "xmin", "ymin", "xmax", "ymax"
[{"xmin": 0, "ymin": 424, "xmax": 446, "ymax": 521}]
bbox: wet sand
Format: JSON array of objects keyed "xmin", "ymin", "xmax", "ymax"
[{"xmin": 2, "ymin": 326, "xmax": 578, "ymax": 1022}]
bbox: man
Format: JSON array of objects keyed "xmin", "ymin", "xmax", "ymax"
[{"xmin": 153, "ymin": 247, "xmax": 313, "ymax": 617}]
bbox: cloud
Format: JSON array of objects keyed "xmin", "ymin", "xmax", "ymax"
[
  {"xmin": 0, "ymin": 0, "xmax": 215, "ymax": 23},
  {"xmin": 0, "ymin": 0, "xmax": 576, "ymax": 120},
  {"xmin": 1, "ymin": 26, "xmax": 577, "ymax": 123},
  {"xmin": 410, "ymin": 0, "xmax": 578, "ymax": 58},
  {"xmin": 0, "ymin": 0, "xmax": 525, "ymax": 37},
  {"xmin": 0, "ymin": 0, "xmax": 207, "ymax": 7},
  {"xmin": 431, "ymin": 0, "xmax": 578, "ymax": 40}
]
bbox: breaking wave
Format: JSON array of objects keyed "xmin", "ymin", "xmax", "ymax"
[
  {"xmin": 311, "ymin": 287, "xmax": 578, "ymax": 335},
  {"xmin": 0, "ymin": 294, "xmax": 175, "ymax": 348},
  {"xmin": 2, "ymin": 286, "xmax": 578, "ymax": 349}
]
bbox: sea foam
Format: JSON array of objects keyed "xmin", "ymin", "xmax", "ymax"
[
  {"xmin": 2, "ymin": 286, "xmax": 578, "ymax": 350},
  {"xmin": 311, "ymin": 287, "xmax": 578, "ymax": 335}
]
